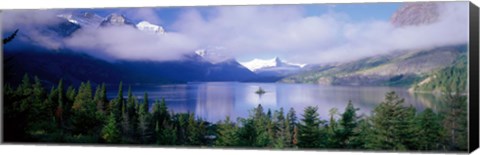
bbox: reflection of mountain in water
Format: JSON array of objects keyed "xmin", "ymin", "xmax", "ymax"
[
  {"xmin": 194, "ymin": 83, "xmax": 235, "ymax": 122},
  {"xmin": 106, "ymin": 82, "xmax": 441, "ymax": 123}
]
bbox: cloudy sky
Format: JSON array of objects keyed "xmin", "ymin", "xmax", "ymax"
[{"xmin": 1, "ymin": 2, "xmax": 469, "ymax": 64}]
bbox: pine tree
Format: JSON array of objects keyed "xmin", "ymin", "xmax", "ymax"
[
  {"xmin": 55, "ymin": 79, "xmax": 65, "ymax": 128},
  {"xmin": 215, "ymin": 116, "xmax": 238, "ymax": 147},
  {"xmin": 126, "ymin": 86, "xmax": 138, "ymax": 140},
  {"xmin": 71, "ymin": 81, "xmax": 101, "ymax": 135},
  {"xmin": 113, "ymin": 82, "xmax": 124, "ymax": 123},
  {"xmin": 72, "ymin": 82, "xmax": 93, "ymax": 111},
  {"xmin": 400, "ymin": 105, "xmax": 420, "ymax": 150},
  {"xmin": 94, "ymin": 83, "xmax": 107, "ymax": 114},
  {"xmin": 286, "ymin": 107, "xmax": 297, "ymax": 147},
  {"xmin": 252, "ymin": 104, "xmax": 271, "ymax": 147},
  {"xmin": 102, "ymin": 113, "xmax": 120, "ymax": 143},
  {"xmin": 417, "ymin": 108, "xmax": 443, "ymax": 150},
  {"xmin": 237, "ymin": 117, "xmax": 257, "ymax": 147},
  {"xmin": 442, "ymin": 88, "xmax": 468, "ymax": 151},
  {"xmin": 137, "ymin": 92, "xmax": 152, "ymax": 144},
  {"xmin": 351, "ymin": 117, "xmax": 372, "ymax": 149},
  {"xmin": 369, "ymin": 91, "xmax": 413, "ymax": 150},
  {"xmin": 273, "ymin": 108, "xmax": 287, "ymax": 149},
  {"xmin": 297, "ymin": 106, "xmax": 324, "ymax": 148},
  {"xmin": 326, "ymin": 107, "xmax": 339, "ymax": 148},
  {"xmin": 337, "ymin": 100, "xmax": 360, "ymax": 149},
  {"xmin": 186, "ymin": 113, "xmax": 202, "ymax": 145},
  {"xmin": 121, "ymin": 109, "xmax": 132, "ymax": 143},
  {"xmin": 284, "ymin": 116, "xmax": 292, "ymax": 148},
  {"xmin": 64, "ymin": 85, "xmax": 76, "ymax": 123}
]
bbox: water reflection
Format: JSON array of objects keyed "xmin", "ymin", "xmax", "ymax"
[
  {"xmin": 107, "ymin": 82, "xmax": 442, "ymax": 123},
  {"xmin": 193, "ymin": 82, "xmax": 234, "ymax": 122}
]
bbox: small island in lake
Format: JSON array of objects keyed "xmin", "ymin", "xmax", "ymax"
[{"xmin": 255, "ymin": 87, "xmax": 266, "ymax": 95}]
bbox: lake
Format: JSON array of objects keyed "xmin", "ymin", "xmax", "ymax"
[{"xmin": 106, "ymin": 82, "xmax": 444, "ymax": 123}]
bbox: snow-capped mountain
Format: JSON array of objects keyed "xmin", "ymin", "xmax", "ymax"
[
  {"xmin": 239, "ymin": 57, "xmax": 306, "ymax": 72},
  {"xmin": 100, "ymin": 13, "xmax": 136, "ymax": 27},
  {"xmin": 194, "ymin": 48, "xmax": 231, "ymax": 64},
  {"xmin": 58, "ymin": 12, "xmax": 104, "ymax": 28},
  {"xmin": 136, "ymin": 21, "xmax": 165, "ymax": 34}
]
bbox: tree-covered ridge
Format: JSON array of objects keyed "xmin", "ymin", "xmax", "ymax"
[
  {"xmin": 3, "ymin": 75, "xmax": 467, "ymax": 151},
  {"xmin": 412, "ymin": 52, "xmax": 467, "ymax": 93}
]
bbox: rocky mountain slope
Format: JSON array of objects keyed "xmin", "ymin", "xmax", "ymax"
[{"xmin": 281, "ymin": 45, "xmax": 467, "ymax": 87}]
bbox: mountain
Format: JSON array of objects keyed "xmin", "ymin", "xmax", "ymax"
[
  {"xmin": 3, "ymin": 50, "xmax": 149, "ymax": 87},
  {"xmin": 281, "ymin": 2, "xmax": 467, "ymax": 89},
  {"xmin": 391, "ymin": 2, "xmax": 440, "ymax": 27},
  {"xmin": 3, "ymin": 11, "xmax": 261, "ymax": 86},
  {"xmin": 115, "ymin": 53, "xmax": 257, "ymax": 83},
  {"xmin": 194, "ymin": 48, "xmax": 231, "ymax": 64},
  {"xmin": 239, "ymin": 57, "xmax": 307, "ymax": 79},
  {"xmin": 240, "ymin": 57, "xmax": 306, "ymax": 72},
  {"xmin": 99, "ymin": 13, "xmax": 137, "ymax": 28},
  {"xmin": 58, "ymin": 12, "xmax": 104, "ymax": 28},
  {"xmin": 281, "ymin": 45, "xmax": 467, "ymax": 87},
  {"xmin": 3, "ymin": 46, "xmax": 258, "ymax": 87},
  {"xmin": 136, "ymin": 21, "xmax": 165, "ymax": 34}
]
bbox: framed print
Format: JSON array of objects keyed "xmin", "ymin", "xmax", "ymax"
[{"xmin": 1, "ymin": 1, "xmax": 479, "ymax": 154}]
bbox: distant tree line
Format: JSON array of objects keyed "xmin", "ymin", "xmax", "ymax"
[
  {"xmin": 413, "ymin": 53, "xmax": 467, "ymax": 93},
  {"xmin": 3, "ymin": 74, "xmax": 468, "ymax": 151}
]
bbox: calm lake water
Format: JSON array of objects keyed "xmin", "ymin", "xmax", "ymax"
[{"xmin": 106, "ymin": 82, "xmax": 444, "ymax": 123}]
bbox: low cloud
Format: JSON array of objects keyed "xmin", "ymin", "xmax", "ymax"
[
  {"xmin": 64, "ymin": 26, "xmax": 199, "ymax": 61},
  {"xmin": 170, "ymin": 2, "xmax": 468, "ymax": 64},
  {"xmin": 1, "ymin": 2, "xmax": 469, "ymax": 64},
  {"xmin": 2, "ymin": 10, "xmax": 67, "ymax": 49}
]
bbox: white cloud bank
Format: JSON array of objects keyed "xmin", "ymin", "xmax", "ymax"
[{"xmin": 1, "ymin": 2, "xmax": 469, "ymax": 64}]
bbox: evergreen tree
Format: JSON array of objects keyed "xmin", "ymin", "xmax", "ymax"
[
  {"xmin": 273, "ymin": 108, "xmax": 287, "ymax": 149},
  {"xmin": 72, "ymin": 82, "xmax": 93, "ymax": 111},
  {"xmin": 71, "ymin": 81, "xmax": 102, "ymax": 135},
  {"xmin": 336, "ymin": 101, "xmax": 360, "ymax": 149},
  {"xmin": 121, "ymin": 109, "xmax": 132, "ymax": 143},
  {"xmin": 102, "ymin": 113, "xmax": 120, "ymax": 143},
  {"xmin": 369, "ymin": 91, "xmax": 413, "ymax": 150},
  {"xmin": 126, "ymin": 86, "xmax": 138, "ymax": 140},
  {"xmin": 252, "ymin": 104, "xmax": 271, "ymax": 147},
  {"xmin": 112, "ymin": 82, "xmax": 124, "ymax": 123},
  {"xmin": 417, "ymin": 108, "xmax": 444, "ymax": 150},
  {"xmin": 400, "ymin": 105, "xmax": 420, "ymax": 150},
  {"xmin": 351, "ymin": 118, "xmax": 372, "ymax": 149},
  {"xmin": 55, "ymin": 79, "xmax": 65, "ymax": 128},
  {"xmin": 236, "ymin": 117, "xmax": 257, "ymax": 147},
  {"xmin": 157, "ymin": 120, "xmax": 177, "ymax": 145},
  {"xmin": 297, "ymin": 106, "xmax": 324, "ymax": 148},
  {"xmin": 286, "ymin": 107, "xmax": 297, "ymax": 147},
  {"xmin": 186, "ymin": 113, "xmax": 202, "ymax": 145},
  {"xmin": 215, "ymin": 116, "xmax": 238, "ymax": 147},
  {"xmin": 326, "ymin": 107, "xmax": 339, "ymax": 148},
  {"xmin": 137, "ymin": 92, "xmax": 152, "ymax": 143},
  {"xmin": 94, "ymin": 83, "xmax": 107, "ymax": 114},
  {"xmin": 442, "ymin": 89, "xmax": 468, "ymax": 151},
  {"xmin": 284, "ymin": 116, "xmax": 292, "ymax": 148}
]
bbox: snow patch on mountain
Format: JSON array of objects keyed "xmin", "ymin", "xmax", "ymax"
[
  {"xmin": 58, "ymin": 12, "xmax": 104, "ymax": 28},
  {"xmin": 239, "ymin": 57, "xmax": 306, "ymax": 72},
  {"xmin": 194, "ymin": 48, "xmax": 231, "ymax": 64},
  {"xmin": 136, "ymin": 21, "xmax": 165, "ymax": 34}
]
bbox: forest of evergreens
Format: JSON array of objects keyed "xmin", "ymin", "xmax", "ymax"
[{"xmin": 3, "ymin": 74, "xmax": 468, "ymax": 152}]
